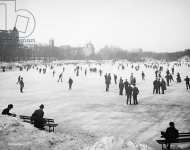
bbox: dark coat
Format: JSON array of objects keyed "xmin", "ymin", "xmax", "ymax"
[
  {"xmin": 165, "ymin": 127, "xmax": 179, "ymax": 142},
  {"xmin": 133, "ymin": 87, "xmax": 139, "ymax": 95},
  {"xmin": 31, "ymin": 109, "xmax": 45, "ymax": 129}
]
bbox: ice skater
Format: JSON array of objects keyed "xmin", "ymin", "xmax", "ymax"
[
  {"xmin": 132, "ymin": 84, "xmax": 139, "ymax": 105},
  {"xmin": 68, "ymin": 77, "xmax": 73, "ymax": 90},
  {"xmin": 141, "ymin": 71, "xmax": 145, "ymax": 80},
  {"xmin": 58, "ymin": 72, "xmax": 63, "ymax": 82},
  {"xmin": 184, "ymin": 76, "xmax": 190, "ymax": 90},
  {"xmin": 161, "ymin": 78, "xmax": 166, "ymax": 94},
  {"xmin": 19, "ymin": 77, "xmax": 24, "ymax": 93},
  {"xmin": 119, "ymin": 77, "xmax": 124, "ymax": 95},
  {"xmin": 53, "ymin": 70, "xmax": 55, "ymax": 77},
  {"xmin": 105, "ymin": 73, "xmax": 111, "ymax": 92},
  {"xmin": 16, "ymin": 75, "xmax": 21, "ymax": 84},
  {"xmin": 126, "ymin": 84, "xmax": 132, "ymax": 105},
  {"xmin": 114, "ymin": 74, "xmax": 117, "ymax": 84},
  {"xmin": 176, "ymin": 73, "xmax": 181, "ymax": 83}
]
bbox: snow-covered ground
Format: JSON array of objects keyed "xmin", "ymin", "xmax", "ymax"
[{"xmin": 0, "ymin": 61, "xmax": 190, "ymax": 150}]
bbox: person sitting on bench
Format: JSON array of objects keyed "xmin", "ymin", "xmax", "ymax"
[
  {"xmin": 161, "ymin": 122, "xmax": 179, "ymax": 150},
  {"xmin": 31, "ymin": 104, "xmax": 46, "ymax": 130},
  {"xmin": 2, "ymin": 104, "xmax": 16, "ymax": 117}
]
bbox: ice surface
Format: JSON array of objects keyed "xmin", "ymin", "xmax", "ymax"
[{"xmin": 0, "ymin": 60, "xmax": 190, "ymax": 150}]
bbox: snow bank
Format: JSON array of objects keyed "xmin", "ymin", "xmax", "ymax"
[
  {"xmin": 0, "ymin": 115, "xmax": 154, "ymax": 150},
  {"xmin": 0, "ymin": 115, "xmax": 91, "ymax": 150},
  {"xmin": 86, "ymin": 136, "xmax": 152, "ymax": 150}
]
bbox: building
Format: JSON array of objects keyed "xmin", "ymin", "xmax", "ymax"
[
  {"xmin": 82, "ymin": 42, "xmax": 95, "ymax": 57},
  {"xmin": 131, "ymin": 48, "xmax": 143, "ymax": 53},
  {"xmin": 0, "ymin": 27, "xmax": 19, "ymax": 49},
  {"xmin": 49, "ymin": 39, "xmax": 55, "ymax": 48}
]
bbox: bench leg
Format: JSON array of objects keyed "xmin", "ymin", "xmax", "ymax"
[{"xmin": 53, "ymin": 127, "xmax": 54, "ymax": 132}]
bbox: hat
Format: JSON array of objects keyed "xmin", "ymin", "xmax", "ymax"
[
  {"xmin": 169, "ymin": 122, "xmax": 175, "ymax": 127},
  {"xmin": 39, "ymin": 104, "xmax": 44, "ymax": 109},
  {"xmin": 8, "ymin": 104, "xmax": 13, "ymax": 109}
]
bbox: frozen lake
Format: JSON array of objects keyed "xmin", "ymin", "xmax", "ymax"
[{"xmin": 0, "ymin": 61, "xmax": 190, "ymax": 150}]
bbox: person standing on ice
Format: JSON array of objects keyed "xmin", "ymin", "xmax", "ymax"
[
  {"xmin": 68, "ymin": 77, "xmax": 73, "ymax": 90},
  {"xmin": 108, "ymin": 73, "xmax": 111, "ymax": 84},
  {"xmin": 184, "ymin": 76, "xmax": 190, "ymax": 90},
  {"xmin": 16, "ymin": 75, "xmax": 21, "ymax": 84},
  {"xmin": 165, "ymin": 74, "xmax": 170, "ymax": 86},
  {"xmin": 126, "ymin": 84, "xmax": 132, "ymax": 105},
  {"xmin": 53, "ymin": 70, "xmax": 55, "ymax": 77},
  {"xmin": 130, "ymin": 73, "xmax": 134, "ymax": 84},
  {"xmin": 157, "ymin": 78, "xmax": 161, "ymax": 94},
  {"xmin": 153, "ymin": 78, "xmax": 157, "ymax": 94},
  {"xmin": 169, "ymin": 74, "xmax": 174, "ymax": 83},
  {"xmin": 105, "ymin": 73, "xmax": 111, "ymax": 92},
  {"xmin": 176, "ymin": 73, "xmax": 181, "ymax": 83},
  {"xmin": 99, "ymin": 69, "xmax": 102, "ymax": 76},
  {"xmin": 114, "ymin": 74, "xmax": 117, "ymax": 84},
  {"xmin": 119, "ymin": 77, "xmax": 124, "ymax": 95},
  {"xmin": 171, "ymin": 67, "xmax": 174, "ymax": 75},
  {"xmin": 132, "ymin": 84, "xmax": 139, "ymax": 105},
  {"xmin": 58, "ymin": 72, "xmax": 63, "ymax": 82},
  {"xmin": 19, "ymin": 77, "xmax": 24, "ymax": 93},
  {"xmin": 141, "ymin": 71, "xmax": 145, "ymax": 80},
  {"xmin": 161, "ymin": 78, "xmax": 166, "ymax": 94}
]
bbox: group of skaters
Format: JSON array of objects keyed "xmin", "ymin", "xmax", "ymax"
[
  {"xmin": 153, "ymin": 67, "xmax": 190, "ymax": 94},
  {"xmin": 12, "ymin": 62, "xmax": 190, "ymax": 103},
  {"xmin": 105, "ymin": 73, "xmax": 140, "ymax": 105},
  {"xmin": 122, "ymin": 79, "xmax": 139, "ymax": 105}
]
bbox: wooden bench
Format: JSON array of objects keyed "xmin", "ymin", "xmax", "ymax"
[
  {"xmin": 156, "ymin": 132, "xmax": 190, "ymax": 150},
  {"xmin": 19, "ymin": 115, "xmax": 58, "ymax": 132}
]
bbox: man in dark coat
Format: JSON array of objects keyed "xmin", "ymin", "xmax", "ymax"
[
  {"xmin": 105, "ymin": 73, "xmax": 111, "ymax": 92},
  {"xmin": 165, "ymin": 74, "xmax": 170, "ymax": 86},
  {"xmin": 161, "ymin": 78, "xmax": 166, "ymax": 94},
  {"xmin": 133, "ymin": 84, "xmax": 139, "ymax": 105},
  {"xmin": 157, "ymin": 78, "xmax": 161, "ymax": 94},
  {"xmin": 31, "ymin": 104, "xmax": 46, "ymax": 130},
  {"xmin": 176, "ymin": 73, "xmax": 181, "ymax": 83},
  {"xmin": 2, "ymin": 104, "xmax": 16, "ymax": 117},
  {"xmin": 68, "ymin": 77, "xmax": 73, "ymax": 90},
  {"xmin": 58, "ymin": 72, "xmax": 63, "ymax": 82},
  {"xmin": 114, "ymin": 74, "xmax": 117, "ymax": 84},
  {"xmin": 162, "ymin": 122, "xmax": 179, "ymax": 150},
  {"xmin": 184, "ymin": 76, "xmax": 190, "ymax": 90},
  {"xmin": 124, "ymin": 79, "xmax": 129, "ymax": 93},
  {"xmin": 142, "ymin": 71, "xmax": 145, "ymax": 80},
  {"xmin": 153, "ymin": 78, "xmax": 158, "ymax": 94},
  {"xmin": 126, "ymin": 84, "xmax": 133, "ymax": 105},
  {"xmin": 119, "ymin": 78, "xmax": 124, "ymax": 95},
  {"xmin": 19, "ymin": 77, "xmax": 24, "ymax": 93}
]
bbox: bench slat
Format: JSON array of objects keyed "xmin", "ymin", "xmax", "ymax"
[
  {"xmin": 157, "ymin": 138, "xmax": 190, "ymax": 144},
  {"xmin": 20, "ymin": 115, "xmax": 54, "ymax": 122}
]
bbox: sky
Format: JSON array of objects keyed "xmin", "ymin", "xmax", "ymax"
[{"xmin": 0, "ymin": 0, "xmax": 190, "ymax": 52}]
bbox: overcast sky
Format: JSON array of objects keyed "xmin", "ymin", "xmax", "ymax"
[{"xmin": 1, "ymin": 0, "xmax": 190, "ymax": 52}]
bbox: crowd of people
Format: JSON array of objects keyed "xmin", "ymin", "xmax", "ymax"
[{"xmin": 10, "ymin": 61, "xmax": 190, "ymax": 105}]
